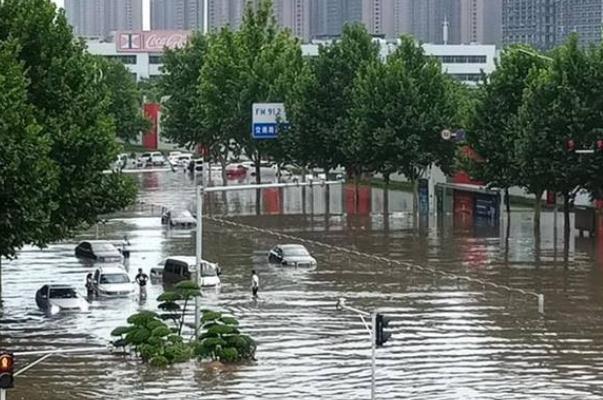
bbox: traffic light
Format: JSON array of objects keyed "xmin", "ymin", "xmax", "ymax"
[
  {"xmin": 566, "ymin": 139, "xmax": 576, "ymax": 152},
  {"xmin": 0, "ymin": 352, "xmax": 14, "ymax": 389},
  {"xmin": 375, "ymin": 313, "xmax": 392, "ymax": 347}
]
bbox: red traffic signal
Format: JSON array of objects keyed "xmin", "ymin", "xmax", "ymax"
[
  {"xmin": 0, "ymin": 352, "xmax": 14, "ymax": 389},
  {"xmin": 566, "ymin": 139, "xmax": 576, "ymax": 152}
]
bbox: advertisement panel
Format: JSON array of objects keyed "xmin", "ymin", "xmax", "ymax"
[{"xmin": 117, "ymin": 31, "xmax": 190, "ymax": 53}]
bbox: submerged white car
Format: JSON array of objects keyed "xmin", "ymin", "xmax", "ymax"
[
  {"xmin": 92, "ymin": 265, "xmax": 135, "ymax": 297},
  {"xmin": 35, "ymin": 285, "xmax": 89, "ymax": 314},
  {"xmin": 268, "ymin": 244, "xmax": 317, "ymax": 268}
]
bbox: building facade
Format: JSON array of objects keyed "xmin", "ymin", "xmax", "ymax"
[
  {"xmin": 460, "ymin": 0, "xmax": 502, "ymax": 45},
  {"xmin": 556, "ymin": 0, "xmax": 603, "ymax": 47},
  {"xmin": 86, "ymin": 33, "xmax": 495, "ymax": 86},
  {"xmin": 502, "ymin": 0, "xmax": 557, "ymax": 50},
  {"xmin": 65, "ymin": 0, "xmax": 143, "ymax": 38},
  {"xmin": 150, "ymin": 0, "xmax": 204, "ymax": 30}
]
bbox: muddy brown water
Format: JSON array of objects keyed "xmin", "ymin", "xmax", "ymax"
[{"xmin": 2, "ymin": 170, "xmax": 603, "ymax": 399}]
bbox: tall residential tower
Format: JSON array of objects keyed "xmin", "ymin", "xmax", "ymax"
[{"xmin": 65, "ymin": 0, "xmax": 143, "ymax": 37}]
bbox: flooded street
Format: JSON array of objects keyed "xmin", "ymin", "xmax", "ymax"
[{"xmin": 3, "ymin": 170, "xmax": 603, "ymax": 399}]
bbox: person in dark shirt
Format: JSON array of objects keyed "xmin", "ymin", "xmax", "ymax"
[{"xmin": 135, "ymin": 268, "xmax": 149, "ymax": 299}]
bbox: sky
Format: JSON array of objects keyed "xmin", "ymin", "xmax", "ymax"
[{"xmin": 52, "ymin": 0, "xmax": 151, "ymax": 30}]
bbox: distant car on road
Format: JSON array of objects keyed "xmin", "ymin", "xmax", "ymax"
[
  {"xmin": 35, "ymin": 284, "xmax": 89, "ymax": 314},
  {"xmin": 162, "ymin": 210, "xmax": 196, "ymax": 228},
  {"xmin": 92, "ymin": 265, "xmax": 135, "ymax": 297},
  {"xmin": 150, "ymin": 151, "xmax": 165, "ymax": 166},
  {"xmin": 226, "ymin": 163, "xmax": 248, "ymax": 178},
  {"xmin": 75, "ymin": 240, "xmax": 123, "ymax": 263},
  {"xmin": 268, "ymin": 244, "xmax": 317, "ymax": 268},
  {"xmin": 161, "ymin": 256, "xmax": 221, "ymax": 287}
]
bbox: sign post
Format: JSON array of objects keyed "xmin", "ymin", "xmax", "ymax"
[{"xmin": 252, "ymin": 103, "xmax": 287, "ymax": 140}]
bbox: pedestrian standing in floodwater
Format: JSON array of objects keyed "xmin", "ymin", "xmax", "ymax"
[
  {"xmin": 251, "ymin": 270, "xmax": 259, "ymax": 298},
  {"xmin": 135, "ymin": 268, "xmax": 148, "ymax": 299},
  {"xmin": 85, "ymin": 273, "xmax": 94, "ymax": 298}
]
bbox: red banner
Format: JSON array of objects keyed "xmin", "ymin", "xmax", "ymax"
[{"xmin": 117, "ymin": 31, "xmax": 190, "ymax": 53}]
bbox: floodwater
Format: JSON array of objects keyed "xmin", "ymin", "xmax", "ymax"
[{"xmin": 3, "ymin": 169, "xmax": 603, "ymax": 400}]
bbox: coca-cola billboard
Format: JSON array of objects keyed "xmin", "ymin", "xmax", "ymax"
[{"xmin": 117, "ymin": 31, "xmax": 190, "ymax": 53}]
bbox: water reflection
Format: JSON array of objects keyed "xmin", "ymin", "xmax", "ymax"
[{"xmin": 2, "ymin": 171, "xmax": 603, "ymax": 399}]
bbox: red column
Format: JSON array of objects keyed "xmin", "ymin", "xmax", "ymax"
[{"xmin": 143, "ymin": 103, "xmax": 160, "ymax": 150}]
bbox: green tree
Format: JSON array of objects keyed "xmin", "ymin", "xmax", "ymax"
[
  {"xmin": 284, "ymin": 23, "xmax": 380, "ymax": 178},
  {"xmin": 465, "ymin": 46, "xmax": 548, "ymax": 218},
  {"xmin": 194, "ymin": 310, "xmax": 256, "ymax": 363},
  {"xmin": 99, "ymin": 57, "xmax": 150, "ymax": 142},
  {"xmin": 0, "ymin": 0, "xmax": 137, "ymax": 245},
  {"xmin": 157, "ymin": 280, "xmax": 201, "ymax": 336},
  {"xmin": 348, "ymin": 36, "xmax": 457, "ymax": 208},
  {"xmin": 0, "ymin": 41, "xmax": 57, "ymax": 295},
  {"xmin": 517, "ymin": 36, "xmax": 602, "ymax": 236},
  {"xmin": 161, "ymin": 32, "xmax": 207, "ymax": 152}
]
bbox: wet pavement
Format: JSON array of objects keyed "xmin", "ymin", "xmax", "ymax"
[{"xmin": 2, "ymin": 169, "xmax": 603, "ymax": 399}]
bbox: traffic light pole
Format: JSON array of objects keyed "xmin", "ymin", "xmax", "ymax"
[
  {"xmin": 336, "ymin": 298, "xmax": 377, "ymax": 400},
  {"xmin": 371, "ymin": 312, "xmax": 376, "ymax": 400}
]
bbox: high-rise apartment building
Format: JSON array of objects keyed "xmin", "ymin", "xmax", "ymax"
[
  {"xmin": 556, "ymin": 0, "xmax": 603, "ymax": 47},
  {"xmin": 409, "ymin": 0, "xmax": 461, "ymax": 44},
  {"xmin": 459, "ymin": 0, "xmax": 502, "ymax": 45},
  {"xmin": 150, "ymin": 0, "xmax": 203, "ymax": 30},
  {"xmin": 311, "ymin": 0, "xmax": 363, "ymax": 37},
  {"xmin": 65, "ymin": 0, "xmax": 143, "ymax": 38},
  {"xmin": 273, "ymin": 0, "xmax": 312, "ymax": 40},
  {"xmin": 502, "ymin": 0, "xmax": 556, "ymax": 50}
]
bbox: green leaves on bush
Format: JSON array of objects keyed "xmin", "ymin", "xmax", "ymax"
[
  {"xmin": 127, "ymin": 311, "xmax": 159, "ymax": 326},
  {"xmin": 202, "ymin": 311, "xmax": 222, "ymax": 322},
  {"xmin": 220, "ymin": 316, "xmax": 239, "ymax": 326},
  {"xmin": 149, "ymin": 356, "xmax": 169, "ymax": 368},
  {"xmin": 152, "ymin": 325, "xmax": 172, "ymax": 338},
  {"xmin": 111, "ymin": 326, "xmax": 133, "ymax": 337}
]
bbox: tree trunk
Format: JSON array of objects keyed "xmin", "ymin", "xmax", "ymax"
[
  {"xmin": 383, "ymin": 173, "xmax": 390, "ymax": 216},
  {"xmin": 219, "ymin": 156, "xmax": 227, "ymax": 187},
  {"xmin": 412, "ymin": 179, "xmax": 419, "ymax": 215},
  {"xmin": 534, "ymin": 189, "xmax": 543, "ymax": 237},
  {"xmin": 255, "ymin": 151, "xmax": 261, "ymax": 184},
  {"xmin": 324, "ymin": 166, "xmax": 330, "ymax": 216},
  {"xmin": 563, "ymin": 192, "xmax": 571, "ymax": 252},
  {"xmin": 353, "ymin": 172, "xmax": 360, "ymax": 212}
]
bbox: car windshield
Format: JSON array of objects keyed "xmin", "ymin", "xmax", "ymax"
[
  {"xmin": 100, "ymin": 273, "xmax": 129, "ymax": 284},
  {"xmin": 201, "ymin": 264, "xmax": 217, "ymax": 277},
  {"xmin": 282, "ymin": 247, "xmax": 310, "ymax": 257},
  {"xmin": 49, "ymin": 288, "xmax": 77, "ymax": 298},
  {"xmin": 141, "ymin": 153, "xmax": 150, "ymax": 157}
]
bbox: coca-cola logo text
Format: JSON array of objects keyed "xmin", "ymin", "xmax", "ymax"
[{"xmin": 117, "ymin": 31, "xmax": 191, "ymax": 52}]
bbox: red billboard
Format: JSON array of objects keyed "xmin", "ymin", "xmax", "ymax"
[{"xmin": 117, "ymin": 31, "xmax": 190, "ymax": 53}]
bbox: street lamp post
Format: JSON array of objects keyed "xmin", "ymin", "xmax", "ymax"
[{"xmin": 194, "ymin": 180, "xmax": 343, "ymax": 338}]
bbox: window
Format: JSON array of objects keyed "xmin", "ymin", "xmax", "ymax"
[
  {"xmin": 149, "ymin": 55, "xmax": 163, "ymax": 64},
  {"xmin": 436, "ymin": 55, "xmax": 487, "ymax": 64},
  {"xmin": 450, "ymin": 73, "xmax": 482, "ymax": 82},
  {"xmin": 104, "ymin": 55, "xmax": 137, "ymax": 64}
]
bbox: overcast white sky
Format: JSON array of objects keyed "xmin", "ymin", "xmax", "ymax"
[{"xmin": 52, "ymin": 0, "xmax": 151, "ymax": 30}]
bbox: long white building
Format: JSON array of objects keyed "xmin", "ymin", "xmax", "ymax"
[{"xmin": 86, "ymin": 32, "xmax": 496, "ymax": 85}]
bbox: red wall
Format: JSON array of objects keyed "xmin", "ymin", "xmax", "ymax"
[{"xmin": 143, "ymin": 103, "xmax": 160, "ymax": 150}]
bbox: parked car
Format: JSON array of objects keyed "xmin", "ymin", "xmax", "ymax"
[
  {"xmin": 161, "ymin": 256, "xmax": 221, "ymax": 287},
  {"xmin": 35, "ymin": 284, "xmax": 89, "ymax": 314},
  {"xmin": 150, "ymin": 151, "xmax": 165, "ymax": 166},
  {"xmin": 177, "ymin": 154, "xmax": 193, "ymax": 167},
  {"xmin": 75, "ymin": 240, "xmax": 123, "ymax": 263},
  {"xmin": 268, "ymin": 244, "xmax": 317, "ymax": 267},
  {"xmin": 137, "ymin": 152, "xmax": 152, "ymax": 167},
  {"xmin": 161, "ymin": 210, "xmax": 196, "ymax": 227},
  {"xmin": 92, "ymin": 265, "xmax": 135, "ymax": 297},
  {"xmin": 188, "ymin": 158, "xmax": 204, "ymax": 173},
  {"xmin": 226, "ymin": 163, "xmax": 248, "ymax": 178},
  {"xmin": 150, "ymin": 267, "xmax": 163, "ymax": 282}
]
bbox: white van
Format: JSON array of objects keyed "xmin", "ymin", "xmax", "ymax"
[{"xmin": 161, "ymin": 256, "xmax": 221, "ymax": 287}]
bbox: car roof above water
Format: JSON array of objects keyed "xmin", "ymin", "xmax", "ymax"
[{"xmin": 96, "ymin": 265, "xmax": 128, "ymax": 274}]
